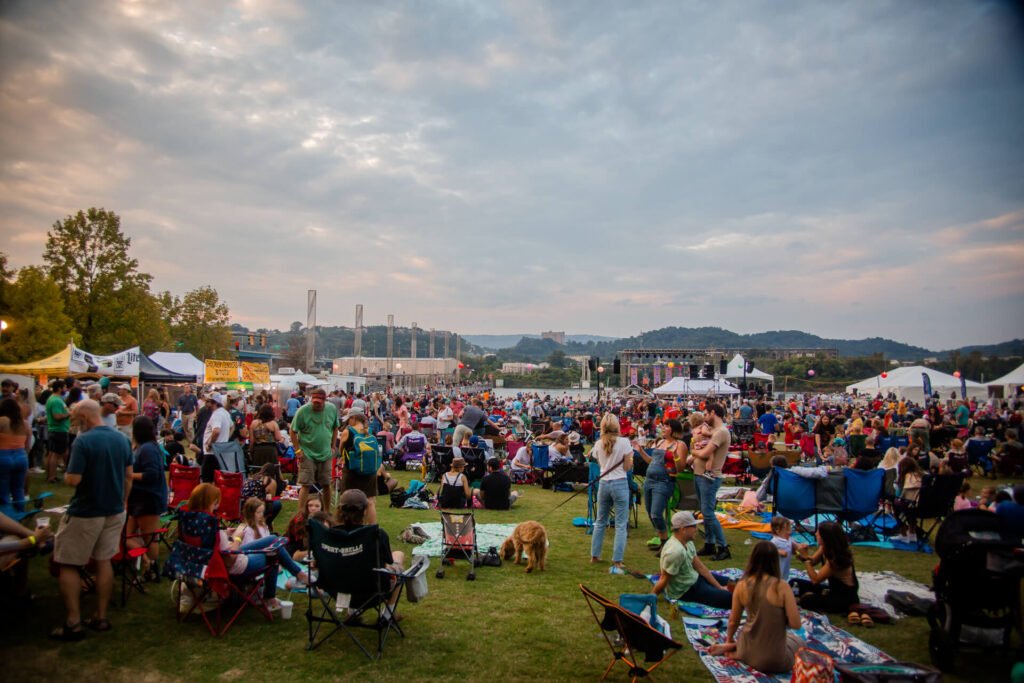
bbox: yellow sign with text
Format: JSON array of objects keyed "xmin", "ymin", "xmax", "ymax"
[
  {"xmin": 240, "ymin": 362, "xmax": 271, "ymax": 385},
  {"xmin": 204, "ymin": 360, "xmax": 239, "ymax": 383}
]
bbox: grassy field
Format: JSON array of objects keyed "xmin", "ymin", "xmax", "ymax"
[{"xmin": 5, "ymin": 470, "xmax": 1020, "ymax": 682}]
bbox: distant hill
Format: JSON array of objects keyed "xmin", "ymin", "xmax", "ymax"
[{"xmin": 463, "ymin": 333, "xmax": 617, "ymax": 350}]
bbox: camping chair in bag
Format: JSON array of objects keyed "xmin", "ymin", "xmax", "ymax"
[
  {"xmin": 435, "ymin": 511, "xmax": 478, "ymax": 580},
  {"xmin": 305, "ymin": 519, "xmax": 411, "ymax": 658},
  {"xmin": 214, "ymin": 470, "xmax": 244, "ymax": 525},
  {"xmin": 162, "ymin": 510, "xmax": 284, "ymax": 636},
  {"xmin": 580, "ymin": 584, "xmax": 682, "ymax": 682}
]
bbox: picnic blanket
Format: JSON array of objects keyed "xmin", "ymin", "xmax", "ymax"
[
  {"xmin": 684, "ymin": 610, "xmax": 893, "ymax": 683},
  {"xmin": 716, "ymin": 510, "xmax": 773, "ymax": 533},
  {"xmin": 750, "ymin": 530, "xmax": 932, "ymax": 554},
  {"xmin": 409, "ymin": 522, "xmax": 519, "ymax": 557},
  {"xmin": 853, "ymin": 571, "xmax": 933, "ymax": 620}
]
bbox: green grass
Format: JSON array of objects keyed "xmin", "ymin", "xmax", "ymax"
[{"xmin": 5, "ymin": 471, "xmax": 1020, "ymax": 682}]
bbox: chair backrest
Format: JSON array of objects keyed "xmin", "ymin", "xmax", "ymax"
[
  {"xmin": 772, "ymin": 468, "xmax": 816, "ymax": 521},
  {"xmin": 915, "ymin": 474, "xmax": 963, "ymax": 519},
  {"xmin": 842, "ymin": 468, "xmax": 885, "ymax": 521},
  {"xmin": 531, "ymin": 444, "xmax": 550, "ymax": 469},
  {"xmin": 848, "ymin": 434, "xmax": 867, "ymax": 457},
  {"xmin": 215, "ymin": 470, "xmax": 244, "ymax": 522},
  {"xmin": 580, "ymin": 584, "xmax": 681, "ymax": 653},
  {"xmin": 307, "ymin": 519, "xmax": 385, "ymax": 603},
  {"xmin": 169, "ymin": 464, "xmax": 201, "ymax": 508},
  {"xmin": 433, "ymin": 445, "xmax": 454, "ymax": 472},
  {"xmin": 404, "ymin": 435, "xmax": 427, "ymax": 455},
  {"xmin": 965, "ymin": 438, "xmax": 995, "ymax": 460}
]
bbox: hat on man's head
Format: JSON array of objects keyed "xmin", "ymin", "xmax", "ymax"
[
  {"xmin": 118, "ymin": 383, "xmax": 132, "ymax": 391},
  {"xmin": 469, "ymin": 435, "xmax": 480, "ymax": 447},
  {"xmin": 207, "ymin": 392, "xmax": 225, "ymax": 406},
  {"xmin": 339, "ymin": 489, "xmax": 368, "ymax": 511},
  {"xmin": 568, "ymin": 432, "xmax": 581, "ymax": 444},
  {"xmin": 671, "ymin": 511, "xmax": 699, "ymax": 530},
  {"xmin": 101, "ymin": 393, "xmax": 123, "ymax": 407}
]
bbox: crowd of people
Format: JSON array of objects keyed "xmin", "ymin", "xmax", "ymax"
[{"xmin": 2, "ymin": 374, "xmax": 1023, "ymax": 673}]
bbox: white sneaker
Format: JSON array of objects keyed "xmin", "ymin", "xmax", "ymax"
[
  {"xmin": 30, "ymin": 467, "xmax": 44, "ymax": 474},
  {"xmin": 284, "ymin": 577, "xmax": 306, "ymax": 591}
]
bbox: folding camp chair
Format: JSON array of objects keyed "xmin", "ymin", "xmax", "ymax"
[
  {"xmin": 110, "ymin": 521, "xmax": 169, "ymax": 607},
  {"xmin": 847, "ymin": 434, "xmax": 867, "ymax": 459},
  {"xmin": 162, "ymin": 510, "xmax": 284, "ymax": 636},
  {"xmin": 0, "ymin": 491, "xmax": 53, "ymax": 524},
  {"xmin": 840, "ymin": 468, "xmax": 885, "ymax": 534},
  {"xmin": 169, "ymin": 463, "xmax": 201, "ymax": 509},
  {"xmin": 398, "ymin": 435, "xmax": 428, "ymax": 472},
  {"xmin": 902, "ymin": 474, "xmax": 962, "ymax": 550},
  {"xmin": 771, "ymin": 468, "xmax": 818, "ymax": 534},
  {"xmin": 580, "ymin": 584, "xmax": 682, "ymax": 682},
  {"xmin": 305, "ymin": 520, "xmax": 412, "ymax": 659},
  {"xmin": 214, "ymin": 470, "xmax": 244, "ymax": 525}
]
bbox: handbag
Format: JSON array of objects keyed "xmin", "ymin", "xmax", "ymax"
[
  {"xmin": 405, "ymin": 556, "xmax": 430, "ymax": 603},
  {"xmin": 792, "ymin": 647, "xmax": 835, "ymax": 683}
]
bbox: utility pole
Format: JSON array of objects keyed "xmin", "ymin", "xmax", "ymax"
[
  {"xmin": 306, "ymin": 290, "xmax": 316, "ymax": 372},
  {"xmin": 386, "ymin": 314, "xmax": 394, "ymax": 384},
  {"xmin": 354, "ymin": 304, "xmax": 363, "ymax": 357}
]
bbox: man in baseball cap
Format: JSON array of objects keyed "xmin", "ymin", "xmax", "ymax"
[
  {"xmin": 100, "ymin": 393, "xmax": 123, "ymax": 429},
  {"xmin": 651, "ymin": 511, "xmax": 732, "ymax": 608}
]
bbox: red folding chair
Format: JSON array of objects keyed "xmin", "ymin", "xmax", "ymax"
[
  {"xmin": 110, "ymin": 521, "xmax": 168, "ymax": 607},
  {"xmin": 169, "ymin": 463, "xmax": 201, "ymax": 509},
  {"xmin": 215, "ymin": 470, "xmax": 244, "ymax": 525},
  {"xmin": 753, "ymin": 432, "xmax": 770, "ymax": 450}
]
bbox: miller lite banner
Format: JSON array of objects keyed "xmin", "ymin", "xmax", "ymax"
[{"xmin": 70, "ymin": 345, "xmax": 141, "ymax": 377}]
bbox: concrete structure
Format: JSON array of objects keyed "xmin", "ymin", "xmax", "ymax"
[
  {"xmin": 541, "ymin": 330, "xmax": 566, "ymax": 345},
  {"xmin": 501, "ymin": 362, "xmax": 549, "ymax": 375},
  {"xmin": 332, "ymin": 356, "xmax": 459, "ymax": 388}
]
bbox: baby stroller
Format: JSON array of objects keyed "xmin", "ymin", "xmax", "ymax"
[
  {"xmin": 928, "ymin": 508, "xmax": 1024, "ymax": 672},
  {"xmin": 434, "ymin": 511, "xmax": 478, "ymax": 581}
]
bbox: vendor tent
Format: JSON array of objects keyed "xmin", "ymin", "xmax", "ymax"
[
  {"xmin": 654, "ymin": 377, "xmax": 741, "ymax": 396},
  {"xmin": 0, "ymin": 345, "xmax": 73, "ymax": 375},
  {"xmin": 722, "ymin": 354, "xmax": 774, "ymax": 382},
  {"xmin": 139, "ymin": 353, "xmax": 197, "ymax": 383},
  {"xmin": 149, "ymin": 352, "xmax": 205, "ymax": 382},
  {"xmin": 845, "ymin": 365, "xmax": 986, "ymax": 404},
  {"xmin": 988, "ymin": 362, "xmax": 1024, "ymax": 399},
  {"xmin": 0, "ymin": 344, "xmax": 141, "ymax": 378}
]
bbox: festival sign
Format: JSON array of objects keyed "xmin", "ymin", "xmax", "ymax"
[
  {"xmin": 205, "ymin": 359, "xmax": 239, "ymax": 383},
  {"xmin": 630, "ymin": 367, "xmax": 638, "ymax": 385},
  {"xmin": 240, "ymin": 362, "xmax": 271, "ymax": 384},
  {"xmin": 921, "ymin": 373, "xmax": 933, "ymax": 403},
  {"xmin": 653, "ymin": 366, "xmax": 661, "ymax": 385},
  {"xmin": 70, "ymin": 345, "xmax": 140, "ymax": 377}
]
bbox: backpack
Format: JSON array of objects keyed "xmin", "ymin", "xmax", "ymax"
[
  {"xmin": 390, "ymin": 487, "xmax": 409, "ymax": 508},
  {"xmin": 345, "ymin": 426, "xmax": 382, "ymax": 476}
]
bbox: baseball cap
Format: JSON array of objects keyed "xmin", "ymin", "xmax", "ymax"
[
  {"xmin": 671, "ymin": 511, "xmax": 699, "ymax": 530},
  {"xmin": 118, "ymin": 383, "xmax": 132, "ymax": 391},
  {"xmin": 339, "ymin": 489, "xmax": 368, "ymax": 510},
  {"xmin": 101, "ymin": 393, "xmax": 123, "ymax": 407},
  {"xmin": 207, "ymin": 392, "xmax": 225, "ymax": 406}
]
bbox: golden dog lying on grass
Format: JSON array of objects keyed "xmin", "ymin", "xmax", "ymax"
[{"xmin": 501, "ymin": 521, "xmax": 548, "ymax": 572}]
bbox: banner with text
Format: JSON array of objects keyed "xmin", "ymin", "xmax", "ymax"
[
  {"xmin": 205, "ymin": 359, "xmax": 239, "ymax": 383},
  {"xmin": 70, "ymin": 345, "xmax": 140, "ymax": 377},
  {"xmin": 240, "ymin": 362, "xmax": 271, "ymax": 385},
  {"xmin": 630, "ymin": 367, "xmax": 638, "ymax": 386}
]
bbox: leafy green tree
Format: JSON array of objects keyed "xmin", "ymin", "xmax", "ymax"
[
  {"xmin": 0, "ymin": 252, "xmax": 12, "ymax": 317},
  {"xmin": 546, "ymin": 349, "xmax": 568, "ymax": 368},
  {"xmin": 0, "ymin": 266, "xmax": 77, "ymax": 362},
  {"xmin": 43, "ymin": 208, "xmax": 158, "ymax": 351},
  {"xmin": 169, "ymin": 286, "xmax": 232, "ymax": 360}
]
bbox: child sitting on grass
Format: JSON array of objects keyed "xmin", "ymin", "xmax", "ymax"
[{"xmin": 953, "ymin": 480, "xmax": 975, "ymax": 511}]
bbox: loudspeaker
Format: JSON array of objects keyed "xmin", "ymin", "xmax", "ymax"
[
  {"xmin": 703, "ymin": 364, "xmax": 715, "ymax": 379},
  {"xmin": 744, "ymin": 361, "xmax": 754, "ymax": 374},
  {"xmin": 588, "ymin": 357, "xmax": 597, "ymax": 372},
  {"xmin": 688, "ymin": 364, "xmax": 699, "ymax": 380},
  {"xmin": 613, "ymin": 359, "xmax": 621, "ymax": 374},
  {"xmin": 719, "ymin": 360, "xmax": 728, "ymax": 375}
]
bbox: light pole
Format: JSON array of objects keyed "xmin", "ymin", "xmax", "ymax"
[
  {"xmin": 395, "ymin": 363, "xmax": 403, "ymax": 392},
  {"xmin": 0, "ymin": 320, "xmax": 7, "ymax": 343},
  {"xmin": 597, "ymin": 365, "xmax": 605, "ymax": 404}
]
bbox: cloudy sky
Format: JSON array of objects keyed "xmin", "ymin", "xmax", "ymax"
[{"xmin": 1, "ymin": 1, "xmax": 1023, "ymax": 350}]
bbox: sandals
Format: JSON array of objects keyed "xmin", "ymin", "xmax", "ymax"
[
  {"xmin": 860, "ymin": 613, "xmax": 875, "ymax": 628},
  {"xmin": 848, "ymin": 612, "xmax": 862, "ymax": 626},
  {"xmin": 85, "ymin": 617, "xmax": 113, "ymax": 632},
  {"xmin": 847, "ymin": 611, "xmax": 875, "ymax": 628},
  {"xmin": 50, "ymin": 622, "xmax": 86, "ymax": 641}
]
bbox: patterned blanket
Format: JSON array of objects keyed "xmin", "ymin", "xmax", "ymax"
[{"xmin": 684, "ymin": 610, "xmax": 893, "ymax": 683}]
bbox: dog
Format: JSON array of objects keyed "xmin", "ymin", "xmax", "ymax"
[{"xmin": 501, "ymin": 521, "xmax": 548, "ymax": 573}]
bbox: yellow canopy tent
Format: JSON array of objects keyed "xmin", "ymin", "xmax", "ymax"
[{"xmin": 0, "ymin": 344, "xmax": 73, "ymax": 375}]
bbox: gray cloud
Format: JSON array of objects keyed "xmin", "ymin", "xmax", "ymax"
[{"xmin": 1, "ymin": 0, "xmax": 1023, "ymax": 350}]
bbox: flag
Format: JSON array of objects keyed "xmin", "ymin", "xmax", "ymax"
[
  {"xmin": 960, "ymin": 376, "xmax": 967, "ymax": 400},
  {"xmin": 922, "ymin": 372, "xmax": 933, "ymax": 402}
]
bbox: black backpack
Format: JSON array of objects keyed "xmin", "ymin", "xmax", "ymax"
[{"xmin": 390, "ymin": 487, "xmax": 409, "ymax": 508}]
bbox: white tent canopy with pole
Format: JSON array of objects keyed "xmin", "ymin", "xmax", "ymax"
[
  {"xmin": 653, "ymin": 377, "xmax": 741, "ymax": 396},
  {"xmin": 149, "ymin": 352, "xmax": 206, "ymax": 383},
  {"xmin": 722, "ymin": 354, "xmax": 774, "ymax": 382},
  {"xmin": 845, "ymin": 365, "xmax": 986, "ymax": 403},
  {"xmin": 988, "ymin": 362, "xmax": 1024, "ymax": 399}
]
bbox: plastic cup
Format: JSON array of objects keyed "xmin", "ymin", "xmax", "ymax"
[
  {"xmin": 279, "ymin": 600, "xmax": 294, "ymax": 620},
  {"xmin": 36, "ymin": 516, "xmax": 50, "ymax": 530}
]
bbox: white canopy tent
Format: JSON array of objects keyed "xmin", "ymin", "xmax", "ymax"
[
  {"xmin": 988, "ymin": 363, "xmax": 1024, "ymax": 398},
  {"xmin": 845, "ymin": 365, "xmax": 986, "ymax": 404},
  {"xmin": 149, "ymin": 352, "xmax": 205, "ymax": 383},
  {"xmin": 654, "ymin": 377, "xmax": 741, "ymax": 396},
  {"xmin": 722, "ymin": 354, "xmax": 774, "ymax": 382}
]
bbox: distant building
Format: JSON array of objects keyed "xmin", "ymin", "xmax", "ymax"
[
  {"xmin": 541, "ymin": 331, "xmax": 566, "ymax": 345},
  {"xmin": 331, "ymin": 356, "xmax": 459, "ymax": 385},
  {"xmin": 501, "ymin": 362, "xmax": 549, "ymax": 375}
]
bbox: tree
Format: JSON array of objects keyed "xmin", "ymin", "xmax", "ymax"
[
  {"xmin": 43, "ymin": 208, "xmax": 155, "ymax": 350},
  {"xmin": 546, "ymin": 349, "xmax": 568, "ymax": 368},
  {"xmin": 0, "ymin": 266, "xmax": 77, "ymax": 362},
  {"xmin": 0, "ymin": 252, "xmax": 12, "ymax": 317},
  {"xmin": 169, "ymin": 286, "xmax": 232, "ymax": 360}
]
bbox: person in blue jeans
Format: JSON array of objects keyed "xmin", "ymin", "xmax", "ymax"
[
  {"xmin": 652, "ymin": 511, "xmax": 732, "ymax": 608},
  {"xmin": 0, "ymin": 397, "xmax": 31, "ymax": 511},
  {"xmin": 224, "ymin": 496, "xmax": 310, "ymax": 608},
  {"xmin": 691, "ymin": 403, "xmax": 732, "ymax": 561},
  {"xmin": 634, "ymin": 418, "xmax": 688, "ymax": 551},
  {"xmin": 590, "ymin": 414, "xmax": 634, "ymax": 575}
]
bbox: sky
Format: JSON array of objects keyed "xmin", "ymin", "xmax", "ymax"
[{"xmin": 1, "ymin": 1, "xmax": 1023, "ymax": 351}]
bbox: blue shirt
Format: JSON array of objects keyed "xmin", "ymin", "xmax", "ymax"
[
  {"xmin": 758, "ymin": 412, "xmax": 778, "ymax": 435},
  {"xmin": 67, "ymin": 426, "xmax": 134, "ymax": 517},
  {"xmin": 738, "ymin": 405, "xmax": 754, "ymax": 419},
  {"xmin": 286, "ymin": 397, "xmax": 301, "ymax": 417},
  {"xmin": 771, "ymin": 535, "xmax": 793, "ymax": 580},
  {"xmin": 996, "ymin": 501, "xmax": 1024, "ymax": 537}
]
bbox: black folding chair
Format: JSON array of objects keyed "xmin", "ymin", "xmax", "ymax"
[
  {"xmin": 580, "ymin": 584, "xmax": 682, "ymax": 682},
  {"xmin": 306, "ymin": 520, "xmax": 411, "ymax": 659},
  {"xmin": 905, "ymin": 474, "xmax": 963, "ymax": 549}
]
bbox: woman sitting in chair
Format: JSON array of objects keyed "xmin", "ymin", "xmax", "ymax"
[
  {"xmin": 438, "ymin": 457, "xmax": 471, "ymax": 509},
  {"xmin": 188, "ymin": 484, "xmax": 309, "ymax": 610},
  {"xmin": 334, "ymin": 489, "xmax": 405, "ymax": 620},
  {"xmin": 708, "ymin": 541, "xmax": 803, "ymax": 673}
]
